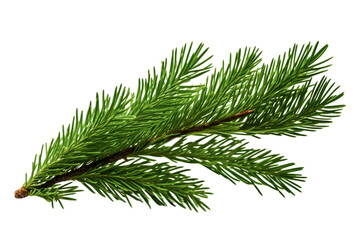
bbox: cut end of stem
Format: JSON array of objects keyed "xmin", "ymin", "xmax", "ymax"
[{"xmin": 15, "ymin": 187, "xmax": 29, "ymax": 199}]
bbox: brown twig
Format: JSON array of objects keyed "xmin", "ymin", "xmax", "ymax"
[{"xmin": 15, "ymin": 109, "xmax": 254, "ymax": 198}]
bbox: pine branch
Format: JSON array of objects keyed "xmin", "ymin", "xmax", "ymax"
[
  {"xmin": 20, "ymin": 109, "xmax": 254, "ymax": 192},
  {"xmin": 76, "ymin": 159, "xmax": 210, "ymax": 211},
  {"xmin": 238, "ymin": 76, "xmax": 344, "ymax": 136},
  {"xmin": 15, "ymin": 42, "xmax": 344, "ymax": 210},
  {"xmin": 139, "ymin": 136, "xmax": 304, "ymax": 196}
]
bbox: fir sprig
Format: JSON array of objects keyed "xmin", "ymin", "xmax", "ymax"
[
  {"xmin": 15, "ymin": 42, "xmax": 344, "ymax": 210},
  {"xmin": 141, "ymin": 135, "xmax": 305, "ymax": 196}
]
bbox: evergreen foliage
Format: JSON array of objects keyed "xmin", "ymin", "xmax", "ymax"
[{"xmin": 16, "ymin": 42, "xmax": 344, "ymax": 210}]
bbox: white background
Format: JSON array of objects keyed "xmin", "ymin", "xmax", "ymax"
[{"xmin": 1, "ymin": 1, "xmax": 359, "ymax": 239}]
